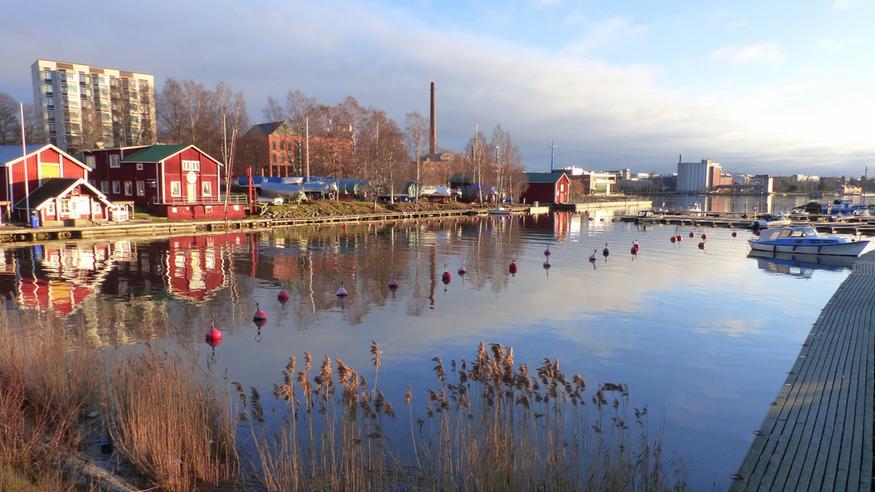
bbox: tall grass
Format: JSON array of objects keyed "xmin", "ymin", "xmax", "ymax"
[
  {"xmin": 241, "ymin": 341, "xmax": 687, "ymax": 491},
  {"xmin": 104, "ymin": 349, "xmax": 239, "ymax": 491}
]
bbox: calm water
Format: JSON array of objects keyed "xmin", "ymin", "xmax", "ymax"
[{"xmin": 0, "ymin": 210, "xmax": 854, "ymax": 489}]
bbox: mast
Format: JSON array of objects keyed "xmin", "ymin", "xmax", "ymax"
[{"xmin": 20, "ymin": 103, "xmax": 30, "ymax": 219}]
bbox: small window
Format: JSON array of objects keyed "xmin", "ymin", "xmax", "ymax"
[
  {"xmin": 100, "ymin": 181, "xmax": 108, "ymax": 194},
  {"xmin": 136, "ymin": 163, "xmax": 144, "ymax": 171},
  {"xmin": 181, "ymin": 160, "xmax": 200, "ymax": 172},
  {"xmin": 202, "ymin": 181, "xmax": 212, "ymax": 196},
  {"xmin": 85, "ymin": 155, "xmax": 96, "ymax": 168},
  {"xmin": 112, "ymin": 181, "xmax": 120, "ymax": 194},
  {"xmin": 778, "ymin": 230, "xmax": 792, "ymax": 238},
  {"xmin": 170, "ymin": 181, "xmax": 181, "ymax": 197},
  {"xmin": 136, "ymin": 181, "xmax": 145, "ymax": 196},
  {"xmin": 59, "ymin": 200, "xmax": 70, "ymax": 215},
  {"xmin": 124, "ymin": 181, "xmax": 133, "ymax": 196},
  {"xmin": 46, "ymin": 202, "xmax": 55, "ymax": 216},
  {"xmin": 109, "ymin": 154, "xmax": 120, "ymax": 168}
]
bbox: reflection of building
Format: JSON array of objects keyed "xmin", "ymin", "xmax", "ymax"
[
  {"xmin": 31, "ymin": 59, "xmax": 156, "ymax": 152},
  {"xmin": 0, "ymin": 242, "xmax": 120, "ymax": 316}
]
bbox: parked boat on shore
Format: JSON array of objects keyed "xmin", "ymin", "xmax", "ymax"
[{"xmin": 748, "ymin": 226, "xmax": 869, "ymax": 257}]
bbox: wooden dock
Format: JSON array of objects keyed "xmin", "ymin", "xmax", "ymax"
[
  {"xmin": 617, "ymin": 212, "xmax": 875, "ymax": 236},
  {"xmin": 730, "ymin": 251, "xmax": 875, "ymax": 491},
  {"xmin": 0, "ymin": 207, "xmax": 496, "ymax": 245}
]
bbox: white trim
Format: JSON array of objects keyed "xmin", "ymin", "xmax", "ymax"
[
  {"xmin": 160, "ymin": 161, "xmax": 165, "ymax": 203},
  {"xmin": 36, "ymin": 151, "xmax": 41, "ymax": 182},
  {"xmin": 16, "ymin": 178, "xmax": 114, "ymax": 211},
  {"xmin": 1, "ymin": 144, "xmax": 90, "ymax": 174},
  {"xmin": 155, "ymin": 144, "xmax": 225, "ymax": 168}
]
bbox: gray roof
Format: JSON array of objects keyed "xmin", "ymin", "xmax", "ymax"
[
  {"xmin": 243, "ymin": 121, "xmax": 291, "ymax": 137},
  {"xmin": 0, "ymin": 144, "xmax": 44, "ymax": 164}
]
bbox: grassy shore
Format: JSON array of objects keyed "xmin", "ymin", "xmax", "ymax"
[{"xmin": 0, "ymin": 310, "xmax": 686, "ymax": 491}]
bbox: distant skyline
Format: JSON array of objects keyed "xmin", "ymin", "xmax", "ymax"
[{"xmin": 1, "ymin": 0, "xmax": 873, "ymax": 175}]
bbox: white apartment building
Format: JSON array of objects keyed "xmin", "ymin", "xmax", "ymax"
[{"xmin": 31, "ymin": 59, "xmax": 157, "ymax": 152}]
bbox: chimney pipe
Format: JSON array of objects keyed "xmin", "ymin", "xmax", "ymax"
[{"xmin": 429, "ymin": 82, "xmax": 437, "ymax": 155}]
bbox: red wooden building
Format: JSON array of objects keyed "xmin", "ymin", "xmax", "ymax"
[
  {"xmin": 520, "ymin": 172, "xmax": 571, "ymax": 204},
  {"xmin": 0, "ymin": 143, "xmax": 126, "ymax": 225},
  {"xmin": 84, "ymin": 144, "xmax": 245, "ymax": 220}
]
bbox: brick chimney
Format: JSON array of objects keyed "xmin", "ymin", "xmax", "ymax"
[{"xmin": 429, "ymin": 82, "xmax": 437, "ymax": 155}]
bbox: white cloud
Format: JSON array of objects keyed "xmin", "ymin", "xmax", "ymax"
[
  {"xmin": 2, "ymin": 0, "xmax": 873, "ymax": 174},
  {"xmin": 815, "ymin": 36, "xmax": 865, "ymax": 51},
  {"xmin": 712, "ymin": 43, "xmax": 786, "ymax": 64},
  {"xmin": 831, "ymin": 0, "xmax": 861, "ymax": 10},
  {"xmin": 561, "ymin": 17, "xmax": 649, "ymax": 55}
]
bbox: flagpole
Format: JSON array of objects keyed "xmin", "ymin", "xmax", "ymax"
[{"xmin": 20, "ymin": 103, "xmax": 30, "ymax": 221}]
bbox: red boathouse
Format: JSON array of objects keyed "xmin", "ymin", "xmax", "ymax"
[
  {"xmin": 521, "ymin": 172, "xmax": 571, "ymax": 204},
  {"xmin": 85, "ymin": 144, "xmax": 245, "ymax": 219}
]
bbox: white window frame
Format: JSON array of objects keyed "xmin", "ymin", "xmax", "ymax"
[
  {"xmin": 136, "ymin": 163, "xmax": 144, "ymax": 171},
  {"xmin": 170, "ymin": 181, "xmax": 181, "ymax": 197},
  {"xmin": 109, "ymin": 154, "xmax": 120, "ymax": 168},
  {"xmin": 112, "ymin": 180, "xmax": 120, "ymax": 194},
  {"xmin": 59, "ymin": 199, "xmax": 70, "ymax": 215},
  {"xmin": 181, "ymin": 160, "xmax": 200, "ymax": 172},
  {"xmin": 100, "ymin": 181, "xmax": 109, "ymax": 194},
  {"xmin": 136, "ymin": 180, "xmax": 145, "ymax": 196},
  {"xmin": 85, "ymin": 155, "xmax": 96, "ymax": 168},
  {"xmin": 124, "ymin": 181, "xmax": 133, "ymax": 196},
  {"xmin": 202, "ymin": 181, "xmax": 212, "ymax": 196}
]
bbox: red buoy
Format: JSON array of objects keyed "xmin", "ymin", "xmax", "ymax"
[
  {"xmin": 509, "ymin": 260, "xmax": 518, "ymax": 275},
  {"xmin": 544, "ymin": 247, "xmax": 551, "ymax": 257},
  {"xmin": 253, "ymin": 303, "xmax": 267, "ymax": 322},
  {"xmin": 205, "ymin": 324, "xmax": 223, "ymax": 344},
  {"xmin": 670, "ymin": 236, "xmax": 677, "ymax": 243},
  {"xmin": 631, "ymin": 246, "xmax": 637, "ymax": 255},
  {"xmin": 254, "ymin": 318, "xmax": 267, "ymax": 328},
  {"xmin": 543, "ymin": 260, "xmax": 551, "ymax": 270},
  {"xmin": 700, "ymin": 233, "xmax": 707, "ymax": 240},
  {"xmin": 698, "ymin": 242, "xmax": 705, "ymax": 250},
  {"xmin": 442, "ymin": 271, "xmax": 452, "ymax": 285},
  {"xmin": 336, "ymin": 286, "xmax": 348, "ymax": 297},
  {"xmin": 277, "ymin": 290, "xmax": 290, "ymax": 303},
  {"xmin": 689, "ymin": 231, "xmax": 695, "ymax": 238},
  {"xmin": 676, "ymin": 234, "xmax": 683, "ymax": 242},
  {"xmin": 457, "ymin": 265, "xmax": 467, "ymax": 276},
  {"xmin": 731, "ymin": 231, "xmax": 737, "ymax": 238},
  {"xmin": 388, "ymin": 279, "xmax": 400, "ymax": 291}
]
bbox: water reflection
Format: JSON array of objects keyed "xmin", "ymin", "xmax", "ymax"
[
  {"xmin": 0, "ymin": 215, "xmax": 853, "ymax": 489},
  {"xmin": 747, "ymin": 250, "xmax": 857, "ymax": 278}
]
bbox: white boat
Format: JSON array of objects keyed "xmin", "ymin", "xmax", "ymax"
[
  {"xmin": 751, "ymin": 214, "xmax": 792, "ymax": 230},
  {"xmin": 489, "ymin": 207, "xmax": 512, "ymax": 215},
  {"xmin": 748, "ymin": 226, "xmax": 869, "ymax": 257}
]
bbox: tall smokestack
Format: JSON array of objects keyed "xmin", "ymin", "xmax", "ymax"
[{"xmin": 429, "ymin": 82, "xmax": 437, "ymax": 155}]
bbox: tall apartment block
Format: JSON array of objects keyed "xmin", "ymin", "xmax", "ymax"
[{"xmin": 31, "ymin": 59, "xmax": 157, "ymax": 152}]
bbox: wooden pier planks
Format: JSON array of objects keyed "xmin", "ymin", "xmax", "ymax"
[{"xmin": 731, "ymin": 252, "xmax": 875, "ymax": 491}]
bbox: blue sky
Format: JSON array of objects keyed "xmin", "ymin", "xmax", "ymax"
[{"xmin": 1, "ymin": 0, "xmax": 873, "ymax": 175}]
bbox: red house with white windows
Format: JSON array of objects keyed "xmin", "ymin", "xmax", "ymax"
[
  {"xmin": 0, "ymin": 143, "xmax": 122, "ymax": 226},
  {"xmin": 84, "ymin": 144, "xmax": 245, "ymax": 220}
]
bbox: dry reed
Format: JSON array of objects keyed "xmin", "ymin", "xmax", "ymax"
[
  {"xmin": 241, "ymin": 341, "xmax": 687, "ymax": 491},
  {"xmin": 104, "ymin": 348, "xmax": 239, "ymax": 491}
]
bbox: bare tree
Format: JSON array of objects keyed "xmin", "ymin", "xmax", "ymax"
[
  {"xmin": 466, "ymin": 126, "xmax": 490, "ymax": 203},
  {"xmin": 405, "ymin": 111, "xmax": 427, "ymax": 199},
  {"xmin": 0, "ymin": 93, "xmax": 18, "ymax": 145}
]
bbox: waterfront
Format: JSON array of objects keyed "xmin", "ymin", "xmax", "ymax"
[{"xmin": 0, "ymin": 211, "xmax": 854, "ymax": 489}]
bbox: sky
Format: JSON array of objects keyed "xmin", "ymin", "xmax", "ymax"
[{"xmin": 0, "ymin": 0, "xmax": 873, "ymax": 175}]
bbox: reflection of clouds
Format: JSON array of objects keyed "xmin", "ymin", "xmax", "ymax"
[{"xmin": 694, "ymin": 318, "xmax": 762, "ymax": 337}]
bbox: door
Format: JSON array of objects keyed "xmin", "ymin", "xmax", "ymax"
[{"xmin": 187, "ymin": 183, "xmax": 197, "ymax": 203}]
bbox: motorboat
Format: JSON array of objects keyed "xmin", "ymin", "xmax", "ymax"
[
  {"xmin": 750, "ymin": 214, "xmax": 792, "ymax": 230},
  {"xmin": 747, "ymin": 249, "xmax": 858, "ymax": 272},
  {"xmin": 748, "ymin": 226, "xmax": 869, "ymax": 257}
]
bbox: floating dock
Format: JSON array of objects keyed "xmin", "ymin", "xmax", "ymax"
[
  {"xmin": 616, "ymin": 212, "xmax": 875, "ymax": 236},
  {"xmin": 730, "ymin": 251, "xmax": 874, "ymax": 491}
]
